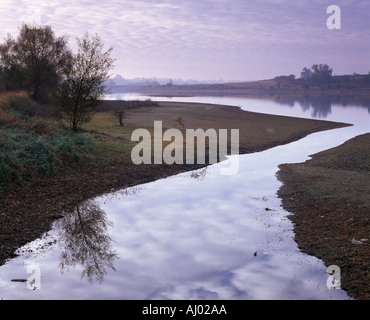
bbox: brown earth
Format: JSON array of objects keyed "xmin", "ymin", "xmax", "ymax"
[
  {"xmin": 124, "ymin": 101, "xmax": 351, "ymax": 155},
  {"xmin": 277, "ymin": 133, "xmax": 370, "ymax": 300}
]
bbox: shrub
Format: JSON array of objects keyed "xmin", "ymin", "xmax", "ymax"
[
  {"xmin": 28, "ymin": 117, "xmax": 53, "ymax": 135},
  {"xmin": 22, "ymin": 137, "xmax": 56, "ymax": 176},
  {"xmin": 0, "ymin": 92, "xmax": 49, "ymax": 138},
  {"xmin": 0, "ymin": 91, "xmax": 95, "ymax": 192},
  {"xmin": 0, "ymin": 126, "xmax": 94, "ymax": 192},
  {"xmin": 1, "ymin": 94, "xmax": 44, "ymax": 117}
]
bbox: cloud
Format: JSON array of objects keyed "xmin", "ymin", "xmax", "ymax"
[{"xmin": 1, "ymin": 0, "xmax": 369, "ymax": 80}]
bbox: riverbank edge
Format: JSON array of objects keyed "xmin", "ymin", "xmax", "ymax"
[
  {"xmin": 276, "ymin": 133, "xmax": 370, "ymax": 300},
  {"xmin": 135, "ymin": 86, "xmax": 370, "ymax": 98},
  {"xmin": 0, "ymin": 104, "xmax": 351, "ymax": 270}
]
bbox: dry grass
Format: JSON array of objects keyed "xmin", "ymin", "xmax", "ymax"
[
  {"xmin": 0, "ymin": 107, "xmax": 24, "ymax": 126},
  {"xmin": 124, "ymin": 101, "xmax": 351, "ymax": 154},
  {"xmin": 0, "ymin": 91, "xmax": 29, "ymax": 105}
]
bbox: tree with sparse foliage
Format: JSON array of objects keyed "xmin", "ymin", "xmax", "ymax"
[
  {"xmin": 113, "ymin": 107, "xmax": 125, "ymax": 126},
  {"xmin": 311, "ymin": 64, "xmax": 333, "ymax": 84},
  {"xmin": 0, "ymin": 23, "xmax": 71, "ymax": 102},
  {"xmin": 54, "ymin": 33, "xmax": 115, "ymax": 131}
]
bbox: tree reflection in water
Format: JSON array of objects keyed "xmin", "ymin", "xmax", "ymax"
[
  {"xmin": 56, "ymin": 200, "xmax": 117, "ymax": 283},
  {"xmin": 265, "ymin": 94, "xmax": 370, "ymax": 118}
]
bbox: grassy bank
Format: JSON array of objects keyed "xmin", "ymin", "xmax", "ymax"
[
  {"xmin": 0, "ymin": 96, "xmax": 351, "ymax": 271},
  {"xmin": 0, "ymin": 92, "xmax": 95, "ymax": 192},
  {"xmin": 277, "ymin": 133, "xmax": 370, "ymax": 300}
]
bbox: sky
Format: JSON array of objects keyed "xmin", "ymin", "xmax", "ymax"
[{"xmin": 0, "ymin": 0, "xmax": 369, "ymax": 82}]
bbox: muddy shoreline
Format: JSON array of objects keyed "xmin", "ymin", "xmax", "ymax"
[
  {"xmin": 0, "ymin": 160, "xmax": 207, "ymax": 266},
  {"xmin": 277, "ymin": 133, "xmax": 370, "ymax": 300},
  {"xmin": 0, "ymin": 101, "xmax": 353, "ymax": 297}
]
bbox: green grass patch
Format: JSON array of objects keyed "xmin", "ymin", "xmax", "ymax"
[
  {"xmin": 0, "ymin": 99, "xmax": 148, "ymax": 193},
  {"xmin": 0, "ymin": 126, "xmax": 94, "ymax": 191},
  {"xmin": 81, "ymin": 112, "xmax": 141, "ymax": 159},
  {"xmin": 0, "ymin": 94, "xmax": 96, "ymax": 192}
]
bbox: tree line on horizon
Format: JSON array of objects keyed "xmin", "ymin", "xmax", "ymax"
[
  {"xmin": 0, "ymin": 23, "xmax": 115, "ymax": 131},
  {"xmin": 275, "ymin": 64, "xmax": 370, "ymax": 89}
]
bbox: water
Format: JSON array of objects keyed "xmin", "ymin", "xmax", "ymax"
[{"xmin": 0, "ymin": 94, "xmax": 368, "ymax": 300}]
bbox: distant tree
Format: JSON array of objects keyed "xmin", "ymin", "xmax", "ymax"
[
  {"xmin": 113, "ymin": 107, "xmax": 125, "ymax": 126},
  {"xmin": 300, "ymin": 67, "xmax": 313, "ymax": 80},
  {"xmin": 54, "ymin": 33, "xmax": 115, "ymax": 131},
  {"xmin": 365, "ymin": 72, "xmax": 370, "ymax": 84},
  {"xmin": 274, "ymin": 75, "xmax": 295, "ymax": 81},
  {"xmin": 311, "ymin": 64, "xmax": 333, "ymax": 84},
  {"xmin": 0, "ymin": 23, "xmax": 71, "ymax": 102}
]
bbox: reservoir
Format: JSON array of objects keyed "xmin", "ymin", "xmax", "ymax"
[{"xmin": 0, "ymin": 94, "xmax": 368, "ymax": 299}]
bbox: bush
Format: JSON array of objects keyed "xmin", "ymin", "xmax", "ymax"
[
  {"xmin": 0, "ymin": 92, "xmax": 95, "ymax": 192},
  {"xmin": 0, "ymin": 107, "xmax": 25, "ymax": 126},
  {"xmin": 22, "ymin": 137, "xmax": 56, "ymax": 176},
  {"xmin": 28, "ymin": 117, "xmax": 53, "ymax": 135},
  {"xmin": 0, "ymin": 92, "xmax": 44, "ymax": 117},
  {"xmin": 0, "ymin": 126, "xmax": 94, "ymax": 192}
]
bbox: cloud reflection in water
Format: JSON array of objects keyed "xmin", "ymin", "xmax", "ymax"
[{"xmin": 2, "ymin": 94, "xmax": 366, "ymax": 299}]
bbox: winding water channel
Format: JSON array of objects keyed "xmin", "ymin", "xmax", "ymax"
[{"xmin": 0, "ymin": 94, "xmax": 369, "ymax": 300}]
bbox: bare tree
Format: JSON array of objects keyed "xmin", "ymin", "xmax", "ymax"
[
  {"xmin": 57, "ymin": 200, "xmax": 117, "ymax": 284},
  {"xmin": 0, "ymin": 23, "xmax": 71, "ymax": 102},
  {"xmin": 54, "ymin": 33, "xmax": 115, "ymax": 131},
  {"xmin": 113, "ymin": 107, "xmax": 125, "ymax": 126}
]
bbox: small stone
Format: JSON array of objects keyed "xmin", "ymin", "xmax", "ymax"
[{"xmin": 351, "ymin": 238, "xmax": 363, "ymax": 245}]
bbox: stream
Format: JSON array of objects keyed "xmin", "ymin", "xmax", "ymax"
[{"xmin": 0, "ymin": 94, "xmax": 369, "ymax": 300}]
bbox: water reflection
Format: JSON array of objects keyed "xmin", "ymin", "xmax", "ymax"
[
  {"xmin": 56, "ymin": 200, "xmax": 117, "ymax": 284},
  {"xmin": 1, "ymin": 94, "xmax": 367, "ymax": 300},
  {"xmin": 298, "ymin": 96, "xmax": 332, "ymax": 118},
  {"xmin": 267, "ymin": 94, "xmax": 370, "ymax": 118},
  {"xmin": 105, "ymin": 92, "xmax": 370, "ymax": 121}
]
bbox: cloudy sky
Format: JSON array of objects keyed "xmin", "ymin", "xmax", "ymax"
[{"xmin": 0, "ymin": 0, "xmax": 369, "ymax": 81}]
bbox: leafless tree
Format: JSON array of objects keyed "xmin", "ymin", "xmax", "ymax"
[
  {"xmin": 113, "ymin": 107, "xmax": 125, "ymax": 126},
  {"xmin": 54, "ymin": 33, "xmax": 115, "ymax": 131}
]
